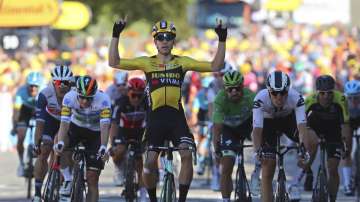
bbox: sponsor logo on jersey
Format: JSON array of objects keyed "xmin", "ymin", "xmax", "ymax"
[
  {"xmin": 253, "ymin": 99, "xmax": 263, "ymax": 109},
  {"xmin": 61, "ymin": 106, "xmax": 71, "ymax": 116},
  {"xmin": 100, "ymin": 108, "xmax": 111, "ymax": 118}
]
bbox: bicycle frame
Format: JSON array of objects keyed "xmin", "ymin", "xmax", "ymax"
[
  {"xmin": 43, "ymin": 155, "xmax": 61, "ymax": 202},
  {"xmin": 70, "ymin": 145, "xmax": 87, "ymax": 202},
  {"xmin": 26, "ymin": 117, "xmax": 36, "ymax": 199},
  {"xmin": 312, "ymin": 136, "xmax": 329, "ymax": 202},
  {"xmin": 124, "ymin": 140, "xmax": 140, "ymax": 202}
]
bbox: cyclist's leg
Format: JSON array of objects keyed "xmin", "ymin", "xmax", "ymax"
[
  {"xmin": 84, "ymin": 128, "xmax": 104, "ymax": 202},
  {"xmin": 111, "ymin": 127, "xmax": 127, "ymax": 166},
  {"xmin": 327, "ymin": 143, "xmax": 342, "ymax": 201},
  {"xmin": 220, "ymin": 154, "xmax": 235, "ymax": 199}
]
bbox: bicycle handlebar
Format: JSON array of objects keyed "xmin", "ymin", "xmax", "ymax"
[{"xmin": 147, "ymin": 145, "xmax": 197, "ymax": 165}]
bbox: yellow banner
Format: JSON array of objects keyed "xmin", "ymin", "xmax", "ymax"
[
  {"xmin": 52, "ymin": 1, "xmax": 92, "ymax": 30},
  {"xmin": 0, "ymin": 0, "xmax": 60, "ymax": 27},
  {"xmin": 265, "ymin": 0, "xmax": 302, "ymax": 11}
]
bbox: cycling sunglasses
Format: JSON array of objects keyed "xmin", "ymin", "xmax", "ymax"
[
  {"xmin": 155, "ymin": 33, "xmax": 175, "ymax": 42},
  {"xmin": 130, "ymin": 93, "xmax": 143, "ymax": 99},
  {"xmin": 318, "ymin": 91, "xmax": 334, "ymax": 96},
  {"xmin": 29, "ymin": 85, "xmax": 39, "ymax": 88},
  {"xmin": 77, "ymin": 95, "xmax": 93, "ymax": 101},
  {"xmin": 226, "ymin": 86, "xmax": 242, "ymax": 92},
  {"xmin": 270, "ymin": 90, "xmax": 288, "ymax": 96},
  {"xmin": 53, "ymin": 80, "xmax": 71, "ymax": 87}
]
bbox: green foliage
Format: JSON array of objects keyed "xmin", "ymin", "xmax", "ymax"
[{"xmin": 78, "ymin": 0, "xmax": 195, "ymax": 39}]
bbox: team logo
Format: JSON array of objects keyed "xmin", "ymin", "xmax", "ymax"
[
  {"xmin": 61, "ymin": 106, "xmax": 71, "ymax": 116},
  {"xmin": 100, "ymin": 108, "xmax": 111, "ymax": 118}
]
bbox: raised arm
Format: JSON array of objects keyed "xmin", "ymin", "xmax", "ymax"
[
  {"xmin": 109, "ymin": 17, "xmax": 127, "ymax": 68},
  {"xmin": 211, "ymin": 19, "xmax": 227, "ymax": 71}
]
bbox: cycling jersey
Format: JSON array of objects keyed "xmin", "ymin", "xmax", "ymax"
[
  {"xmin": 35, "ymin": 84, "xmax": 63, "ymax": 141},
  {"xmin": 347, "ymin": 95, "xmax": 360, "ymax": 129},
  {"xmin": 61, "ymin": 90, "xmax": 111, "ymax": 131},
  {"xmin": 36, "ymin": 84, "xmax": 62, "ymax": 121},
  {"xmin": 106, "ymin": 84, "xmax": 125, "ymax": 105},
  {"xmin": 119, "ymin": 55, "xmax": 211, "ymax": 111},
  {"xmin": 193, "ymin": 88, "xmax": 210, "ymax": 111},
  {"xmin": 252, "ymin": 88, "xmax": 306, "ymax": 128},
  {"xmin": 112, "ymin": 96, "xmax": 146, "ymax": 129},
  {"xmin": 14, "ymin": 85, "xmax": 37, "ymax": 109},
  {"xmin": 213, "ymin": 88, "xmax": 255, "ymax": 128}
]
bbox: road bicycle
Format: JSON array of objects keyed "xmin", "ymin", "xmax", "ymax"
[
  {"xmin": 148, "ymin": 145, "xmax": 196, "ymax": 202},
  {"xmin": 24, "ymin": 117, "xmax": 36, "ymax": 199},
  {"xmin": 42, "ymin": 155, "xmax": 61, "ymax": 202}
]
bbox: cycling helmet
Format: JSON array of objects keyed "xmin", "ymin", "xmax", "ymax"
[
  {"xmin": 26, "ymin": 72, "xmax": 43, "ymax": 86},
  {"xmin": 128, "ymin": 77, "xmax": 145, "ymax": 92},
  {"xmin": 315, "ymin": 75, "xmax": 335, "ymax": 91},
  {"xmin": 76, "ymin": 75, "xmax": 98, "ymax": 97},
  {"xmin": 223, "ymin": 70, "xmax": 244, "ymax": 87},
  {"xmin": 114, "ymin": 71, "xmax": 128, "ymax": 85},
  {"xmin": 344, "ymin": 80, "xmax": 360, "ymax": 96},
  {"xmin": 151, "ymin": 20, "xmax": 176, "ymax": 37},
  {"xmin": 51, "ymin": 64, "xmax": 73, "ymax": 81},
  {"xmin": 266, "ymin": 71, "xmax": 291, "ymax": 92}
]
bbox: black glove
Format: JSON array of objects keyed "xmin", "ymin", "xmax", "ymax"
[
  {"xmin": 214, "ymin": 142, "xmax": 222, "ymax": 158},
  {"xmin": 214, "ymin": 23, "xmax": 227, "ymax": 42},
  {"xmin": 33, "ymin": 145, "xmax": 40, "ymax": 156},
  {"xmin": 112, "ymin": 20, "xmax": 126, "ymax": 38}
]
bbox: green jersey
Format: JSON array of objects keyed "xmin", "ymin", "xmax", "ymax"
[{"xmin": 212, "ymin": 88, "xmax": 255, "ymax": 127}]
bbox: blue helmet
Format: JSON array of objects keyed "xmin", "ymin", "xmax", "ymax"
[
  {"xmin": 114, "ymin": 71, "xmax": 128, "ymax": 85},
  {"xmin": 201, "ymin": 76, "xmax": 214, "ymax": 88},
  {"xmin": 344, "ymin": 80, "xmax": 360, "ymax": 96},
  {"xmin": 26, "ymin": 72, "xmax": 43, "ymax": 86}
]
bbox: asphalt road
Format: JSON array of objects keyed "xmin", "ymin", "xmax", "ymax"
[{"xmin": 0, "ymin": 145, "xmax": 357, "ymax": 202}]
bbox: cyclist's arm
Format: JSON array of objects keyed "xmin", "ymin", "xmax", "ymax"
[
  {"xmin": 295, "ymin": 97, "xmax": 308, "ymax": 146},
  {"xmin": 12, "ymin": 95, "xmax": 23, "ymax": 128},
  {"xmin": 99, "ymin": 103, "xmax": 112, "ymax": 146},
  {"xmin": 58, "ymin": 106, "xmax": 71, "ymax": 145},
  {"xmin": 34, "ymin": 93, "xmax": 47, "ymax": 146},
  {"xmin": 212, "ymin": 94, "xmax": 225, "ymax": 148},
  {"xmin": 212, "ymin": 123, "xmax": 222, "ymax": 149},
  {"xmin": 109, "ymin": 105, "xmax": 120, "ymax": 145},
  {"xmin": 109, "ymin": 38, "xmax": 120, "ymax": 67},
  {"xmin": 252, "ymin": 99, "xmax": 264, "ymax": 151},
  {"xmin": 211, "ymin": 41, "xmax": 225, "ymax": 71},
  {"xmin": 339, "ymin": 94, "xmax": 352, "ymax": 150}
]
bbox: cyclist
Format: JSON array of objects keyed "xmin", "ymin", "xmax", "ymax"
[
  {"xmin": 106, "ymin": 70, "xmax": 129, "ymax": 185},
  {"xmin": 212, "ymin": 70, "xmax": 255, "ymax": 202},
  {"xmin": 252, "ymin": 70, "xmax": 315, "ymax": 202},
  {"xmin": 12, "ymin": 71, "xmax": 43, "ymax": 177},
  {"xmin": 305, "ymin": 75, "xmax": 351, "ymax": 202},
  {"xmin": 343, "ymin": 79, "xmax": 360, "ymax": 196},
  {"xmin": 53, "ymin": 75, "xmax": 111, "ymax": 202},
  {"xmin": 109, "ymin": 17, "xmax": 227, "ymax": 202},
  {"xmin": 32, "ymin": 65, "xmax": 73, "ymax": 202},
  {"xmin": 109, "ymin": 77, "xmax": 147, "ymax": 201},
  {"xmin": 106, "ymin": 70, "xmax": 129, "ymax": 105},
  {"xmin": 192, "ymin": 76, "xmax": 213, "ymax": 175}
]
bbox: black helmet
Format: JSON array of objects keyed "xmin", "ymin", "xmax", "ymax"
[{"xmin": 316, "ymin": 75, "xmax": 335, "ymax": 91}]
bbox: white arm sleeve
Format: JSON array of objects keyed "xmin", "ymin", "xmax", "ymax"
[{"xmin": 253, "ymin": 99, "xmax": 264, "ymax": 128}]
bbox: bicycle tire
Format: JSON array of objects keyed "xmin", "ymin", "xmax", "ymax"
[
  {"xmin": 234, "ymin": 166, "xmax": 252, "ymax": 202},
  {"xmin": 124, "ymin": 157, "xmax": 137, "ymax": 202},
  {"xmin": 26, "ymin": 145, "xmax": 34, "ymax": 199},
  {"xmin": 43, "ymin": 169, "xmax": 61, "ymax": 202},
  {"xmin": 160, "ymin": 174, "xmax": 176, "ymax": 202},
  {"xmin": 71, "ymin": 166, "xmax": 85, "ymax": 202},
  {"xmin": 318, "ymin": 167, "xmax": 328, "ymax": 202},
  {"xmin": 275, "ymin": 169, "xmax": 290, "ymax": 202},
  {"xmin": 356, "ymin": 146, "xmax": 360, "ymax": 201}
]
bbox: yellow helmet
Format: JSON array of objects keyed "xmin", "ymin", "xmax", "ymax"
[{"xmin": 151, "ymin": 20, "xmax": 176, "ymax": 37}]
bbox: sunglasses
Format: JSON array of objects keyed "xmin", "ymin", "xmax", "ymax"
[
  {"xmin": 116, "ymin": 83, "xmax": 126, "ymax": 87},
  {"xmin": 77, "ymin": 95, "xmax": 93, "ymax": 101},
  {"xmin": 53, "ymin": 80, "xmax": 71, "ymax": 87},
  {"xmin": 29, "ymin": 85, "xmax": 39, "ymax": 88},
  {"xmin": 155, "ymin": 33, "xmax": 175, "ymax": 42},
  {"xmin": 318, "ymin": 91, "xmax": 334, "ymax": 96},
  {"xmin": 130, "ymin": 93, "xmax": 143, "ymax": 99},
  {"xmin": 270, "ymin": 90, "xmax": 288, "ymax": 96},
  {"xmin": 226, "ymin": 86, "xmax": 242, "ymax": 92}
]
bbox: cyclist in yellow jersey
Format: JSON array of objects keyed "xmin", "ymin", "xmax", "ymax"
[
  {"xmin": 109, "ymin": 16, "xmax": 227, "ymax": 202},
  {"xmin": 305, "ymin": 75, "xmax": 351, "ymax": 202}
]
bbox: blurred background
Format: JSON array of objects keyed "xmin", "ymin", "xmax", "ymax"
[{"xmin": 1, "ymin": 0, "xmax": 360, "ymax": 151}]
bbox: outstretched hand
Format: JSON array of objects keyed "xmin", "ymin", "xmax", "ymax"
[
  {"xmin": 112, "ymin": 15, "xmax": 128, "ymax": 38},
  {"xmin": 214, "ymin": 18, "xmax": 227, "ymax": 42}
]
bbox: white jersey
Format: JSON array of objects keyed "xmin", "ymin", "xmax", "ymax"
[
  {"xmin": 252, "ymin": 88, "xmax": 306, "ymax": 128},
  {"xmin": 61, "ymin": 90, "xmax": 111, "ymax": 131},
  {"xmin": 36, "ymin": 84, "xmax": 62, "ymax": 121}
]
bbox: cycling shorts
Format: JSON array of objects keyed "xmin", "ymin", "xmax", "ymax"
[
  {"xmin": 350, "ymin": 117, "xmax": 360, "ymax": 131},
  {"xmin": 17, "ymin": 105, "xmax": 35, "ymax": 128},
  {"xmin": 197, "ymin": 108, "xmax": 209, "ymax": 123},
  {"xmin": 112, "ymin": 127, "xmax": 145, "ymax": 157},
  {"xmin": 41, "ymin": 113, "xmax": 60, "ymax": 143},
  {"xmin": 220, "ymin": 117, "xmax": 252, "ymax": 157},
  {"xmin": 67, "ymin": 123, "xmax": 104, "ymax": 171},
  {"xmin": 145, "ymin": 106, "xmax": 194, "ymax": 149},
  {"xmin": 261, "ymin": 111, "xmax": 299, "ymax": 159}
]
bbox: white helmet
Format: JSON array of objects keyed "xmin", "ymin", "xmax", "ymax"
[
  {"xmin": 51, "ymin": 64, "xmax": 73, "ymax": 81},
  {"xmin": 266, "ymin": 71, "xmax": 290, "ymax": 92}
]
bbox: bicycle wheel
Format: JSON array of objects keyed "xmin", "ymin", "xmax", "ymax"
[
  {"xmin": 26, "ymin": 145, "xmax": 34, "ymax": 199},
  {"xmin": 234, "ymin": 166, "xmax": 252, "ymax": 202},
  {"xmin": 312, "ymin": 167, "xmax": 328, "ymax": 202},
  {"xmin": 160, "ymin": 174, "xmax": 176, "ymax": 202},
  {"xmin": 124, "ymin": 157, "xmax": 137, "ymax": 202},
  {"xmin": 275, "ymin": 170, "xmax": 290, "ymax": 202},
  {"xmin": 43, "ymin": 168, "xmax": 61, "ymax": 202},
  {"xmin": 70, "ymin": 166, "xmax": 85, "ymax": 202},
  {"xmin": 356, "ymin": 146, "xmax": 360, "ymax": 201}
]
